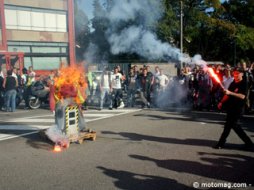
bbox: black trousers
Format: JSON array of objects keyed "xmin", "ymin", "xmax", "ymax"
[
  {"xmin": 218, "ymin": 112, "xmax": 253, "ymax": 146},
  {"xmin": 23, "ymin": 86, "xmax": 32, "ymax": 107}
]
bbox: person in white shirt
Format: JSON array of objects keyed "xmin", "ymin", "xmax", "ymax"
[
  {"xmin": 21, "ymin": 68, "xmax": 28, "ymax": 86},
  {"xmin": 11, "ymin": 67, "xmax": 18, "ymax": 79},
  {"xmin": 99, "ymin": 68, "xmax": 113, "ymax": 110},
  {"xmin": 157, "ymin": 69, "xmax": 169, "ymax": 91},
  {"xmin": 0, "ymin": 66, "xmax": 4, "ymax": 78},
  {"xmin": 28, "ymin": 66, "xmax": 36, "ymax": 84},
  {"xmin": 222, "ymin": 68, "xmax": 234, "ymax": 90},
  {"xmin": 110, "ymin": 67, "xmax": 124, "ymax": 109},
  {"xmin": 154, "ymin": 66, "xmax": 160, "ymax": 78}
]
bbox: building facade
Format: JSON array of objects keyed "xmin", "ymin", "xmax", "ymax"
[{"xmin": 0, "ymin": 0, "xmax": 75, "ymax": 74}]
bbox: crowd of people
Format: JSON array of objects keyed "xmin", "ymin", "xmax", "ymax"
[
  {"xmin": 0, "ymin": 66, "xmax": 37, "ymax": 112},
  {"xmin": 0, "ymin": 61, "xmax": 254, "ymax": 115},
  {"xmin": 94, "ymin": 61, "xmax": 254, "ymax": 114},
  {"xmin": 0, "ymin": 65, "xmax": 55, "ymax": 112},
  {"xmin": 178, "ymin": 61, "xmax": 254, "ymax": 114}
]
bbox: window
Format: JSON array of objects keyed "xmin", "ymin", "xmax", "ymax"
[
  {"xmin": 5, "ymin": 9, "xmax": 17, "ymax": 29},
  {"xmin": 8, "ymin": 41, "xmax": 68, "ymax": 70},
  {"xmin": 31, "ymin": 11, "xmax": 44, "ymax": 31},
  {"xmin": 5, "ymin": 6, "xmax": 67, "ymax": 32},
  {"xmin": 17, "ymin": 10, "xmax": 31, "ymax": 30},
  {"xmin": 8, "ymin": 45, "xmax": 30, "ymax": 53},
  {"xmin": 32, "ymin": 57, "xmax": 61, "ymax": 70},
  {"xmin": 45, "ymin": 13, "xmax": 56, "ymax": 31},
  {"xmin": 57, "ymin": 14, "xmax": 67, "ymax": 32}
]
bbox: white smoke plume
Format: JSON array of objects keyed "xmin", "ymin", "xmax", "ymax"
[
  {"xmin": 108, "ymin": 26, "xmax": 182, "ymax": 61},
  {"xmin": 105, "ymin": 0, "xmax": 189, "ymax": 62},
  {"xmin": 84, "ymin": 43, "xmax": 99, "ymax": 64}
]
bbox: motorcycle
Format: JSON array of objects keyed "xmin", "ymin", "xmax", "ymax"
[
  {"xmin": 28, "ymin": 81, "xmax": 49, "ymax": 109},
  {"xmin": 16, "ymin": 86, "xmax": 24, "ymax": 107}
]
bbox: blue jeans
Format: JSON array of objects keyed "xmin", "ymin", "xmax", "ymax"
[
  {"xmin": 5, "ymin": 89, "xmax": 17, "ymax": 112},
  {"xmin": 127, "ymin": 88, "xmax": 136, "ymax": 107},
  {"xmin": 100, "ymin": 88, "xmax": 111, "ymax": 109}
]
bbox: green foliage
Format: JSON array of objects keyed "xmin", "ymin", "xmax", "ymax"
[{"xmin": 74, "ymin": 0, "xmax": 254, "ymax": 64}]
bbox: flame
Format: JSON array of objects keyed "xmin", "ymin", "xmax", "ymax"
[
  {"xmin": 54, "ymin": 65, "xmax": 87, "ymax": 104},
  {"xmin": 207, "ymin": 67, "xmax": 221, "ymax": 84},
  {"xmin": 53, "ymin": 145, "xmax": 62, "ymax": 152}
]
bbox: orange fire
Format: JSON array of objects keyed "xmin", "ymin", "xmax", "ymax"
[
  {"xmin": 53, "ymin": 144, "xmax": 62, "ymax": 152},
  {"xmin": 54, "ymin": 65, "xmax": 87, "ymax": 105}
]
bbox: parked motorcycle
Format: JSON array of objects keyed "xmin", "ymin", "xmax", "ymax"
[
  {"xmin": 28, "ymin": 81, "xmax": 49, "ymax": 109},
  {"xmin": 16, "ymin": 86, "xmax": 24, "ymax": 107}
]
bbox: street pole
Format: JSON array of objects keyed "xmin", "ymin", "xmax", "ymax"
[
  {"xmin": 180, "ymin": 0, "xmax": 183, "ymax": 71},
  {"xmin": 234, "ymin": 37, "xmax": 236, "ymax": 66}
]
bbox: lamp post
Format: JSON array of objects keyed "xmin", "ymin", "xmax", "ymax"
[{"xmin": 180, "ymin": 0, "xmax": 183, "ymax": 71}]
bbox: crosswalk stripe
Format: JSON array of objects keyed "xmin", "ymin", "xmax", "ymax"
[{"xmin": 0, "ymin": 109, "xmax": 141, "ymax": 142}]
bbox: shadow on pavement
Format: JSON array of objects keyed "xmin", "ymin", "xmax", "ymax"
[
  {"xmin": 129, "ymin": 152, "xmax": 254, "ymax": 185},
  {"xmin": 97, "ymin": 166, "xmax": 193, "ymax": 190},
  {"xmin": 101, "ymin": 131, "xmax": 239, "ymax": 149},
  {"xmin": 0, "ymin": 128, "xmax": 53, "ymax": 151},
  {"xmin": 133, "ymin": 109, "xmax": 254, "ymax": 136},
  {"xmin": 25, "ymin": 131, "xmax": 54, "ymax": 151}
]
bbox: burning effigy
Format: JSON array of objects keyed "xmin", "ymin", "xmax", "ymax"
[{"xmin": 45, "ymin": 65, "xmax": 96, "ymax": 152}]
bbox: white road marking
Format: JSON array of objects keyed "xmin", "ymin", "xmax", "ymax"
[{"xmin": 0, "ymin": 109, "xmax": 141, "ymax": 142}]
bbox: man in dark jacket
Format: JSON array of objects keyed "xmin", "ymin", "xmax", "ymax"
[{"xmin": 214, "ymin": 67, "xmax": 253, "ymax": 150}]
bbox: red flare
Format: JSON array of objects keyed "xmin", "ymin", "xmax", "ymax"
[
  {"xmin": 207, "ymin": 68, "xmax": 221, "ymax": 84},
  {"xmin": 206, "ymin": 67, "xmax": 224, "ymax": 89}
]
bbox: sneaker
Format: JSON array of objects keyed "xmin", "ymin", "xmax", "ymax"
[
  {"xmin": 109, "ymin": 107, "xmax": 113, "ymax": 110},
  {"xmin": 147, "ymin": 102, "xmax": 151, "ymax": 108},
  {"xmin": 118, "ymin": 102, "xmax": 125, "ymax": 109}
]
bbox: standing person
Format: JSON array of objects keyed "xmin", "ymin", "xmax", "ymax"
[
  {"xmin": 0, "ymin": 65, "xmax": 4, "ymax": 78},
  {"xmin": 23, "ymin": 66, "xmax": 36, "ymax": 109},
  {"xmin": 27, "ymin": 66, "xmax": 36, "ymax": 85},
  {"xmin": 154, "ymin": 66, "xmax": 160, "ymax": 78},
  {"xmin": 126, "ymin": 67, "xmax": 137, "ymax": 107},
  {"xmin": 158, "ymin": 69, "xmax": 169, "ymax": 92},
  {"xmin": 111, "ymin": 66, "xmax": 124, "ymax": 109},
  {"xmin": 16, "ymin": 68, "xmax": 22, "ymax": 87},
  {"xmin": 0, "ymin": 68, "xmax": 4, "ymax": 110},
  {"xmin": 133, "ymin": 65, "xmax": 141, "ymax": 90},
  {"xmin": 3, "ymin": 70, "xmax": 18, "ymax": 112},
  {"xmin": 240, "ymin": 60, "xmax": 252, "ymax": 114},
  {"xmin": 99, "ymin": 67, "xmax": 112, "ymax": 110},
  {"xmin": 249, "ymin": 62, "xmax": 254, "ymax": 112},
  {"xmin": 11, "ymin": 67, "xmax": 18, "ymax": 79},
  {"xmin": 214, "ymin": 67, "xmax": 253, "ymax": 149},
  {"xmin": 140, "ymin": 68, "xmax": 153, "ymax": 108},
  {"xmin": 21, "ymin": 68, "xmax": 28, "ymax": 86},
  {"xmin": 222, "ymin": 67, "xmax": 234, "ymax": 90}
]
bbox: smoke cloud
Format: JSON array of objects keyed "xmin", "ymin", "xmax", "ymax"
[{"xmin": 105, "ymin": 0, "xmax": 188, "ymax": 62}]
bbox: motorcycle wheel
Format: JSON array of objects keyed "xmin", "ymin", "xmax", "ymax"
[{"xmin": 29, "ymin": 98, "xmax": 41, "ymax": 109}]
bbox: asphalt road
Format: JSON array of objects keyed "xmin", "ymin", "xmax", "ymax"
[{"xmin": 0, "ymin": 107, "xmax": 253, "ymax": 190}]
